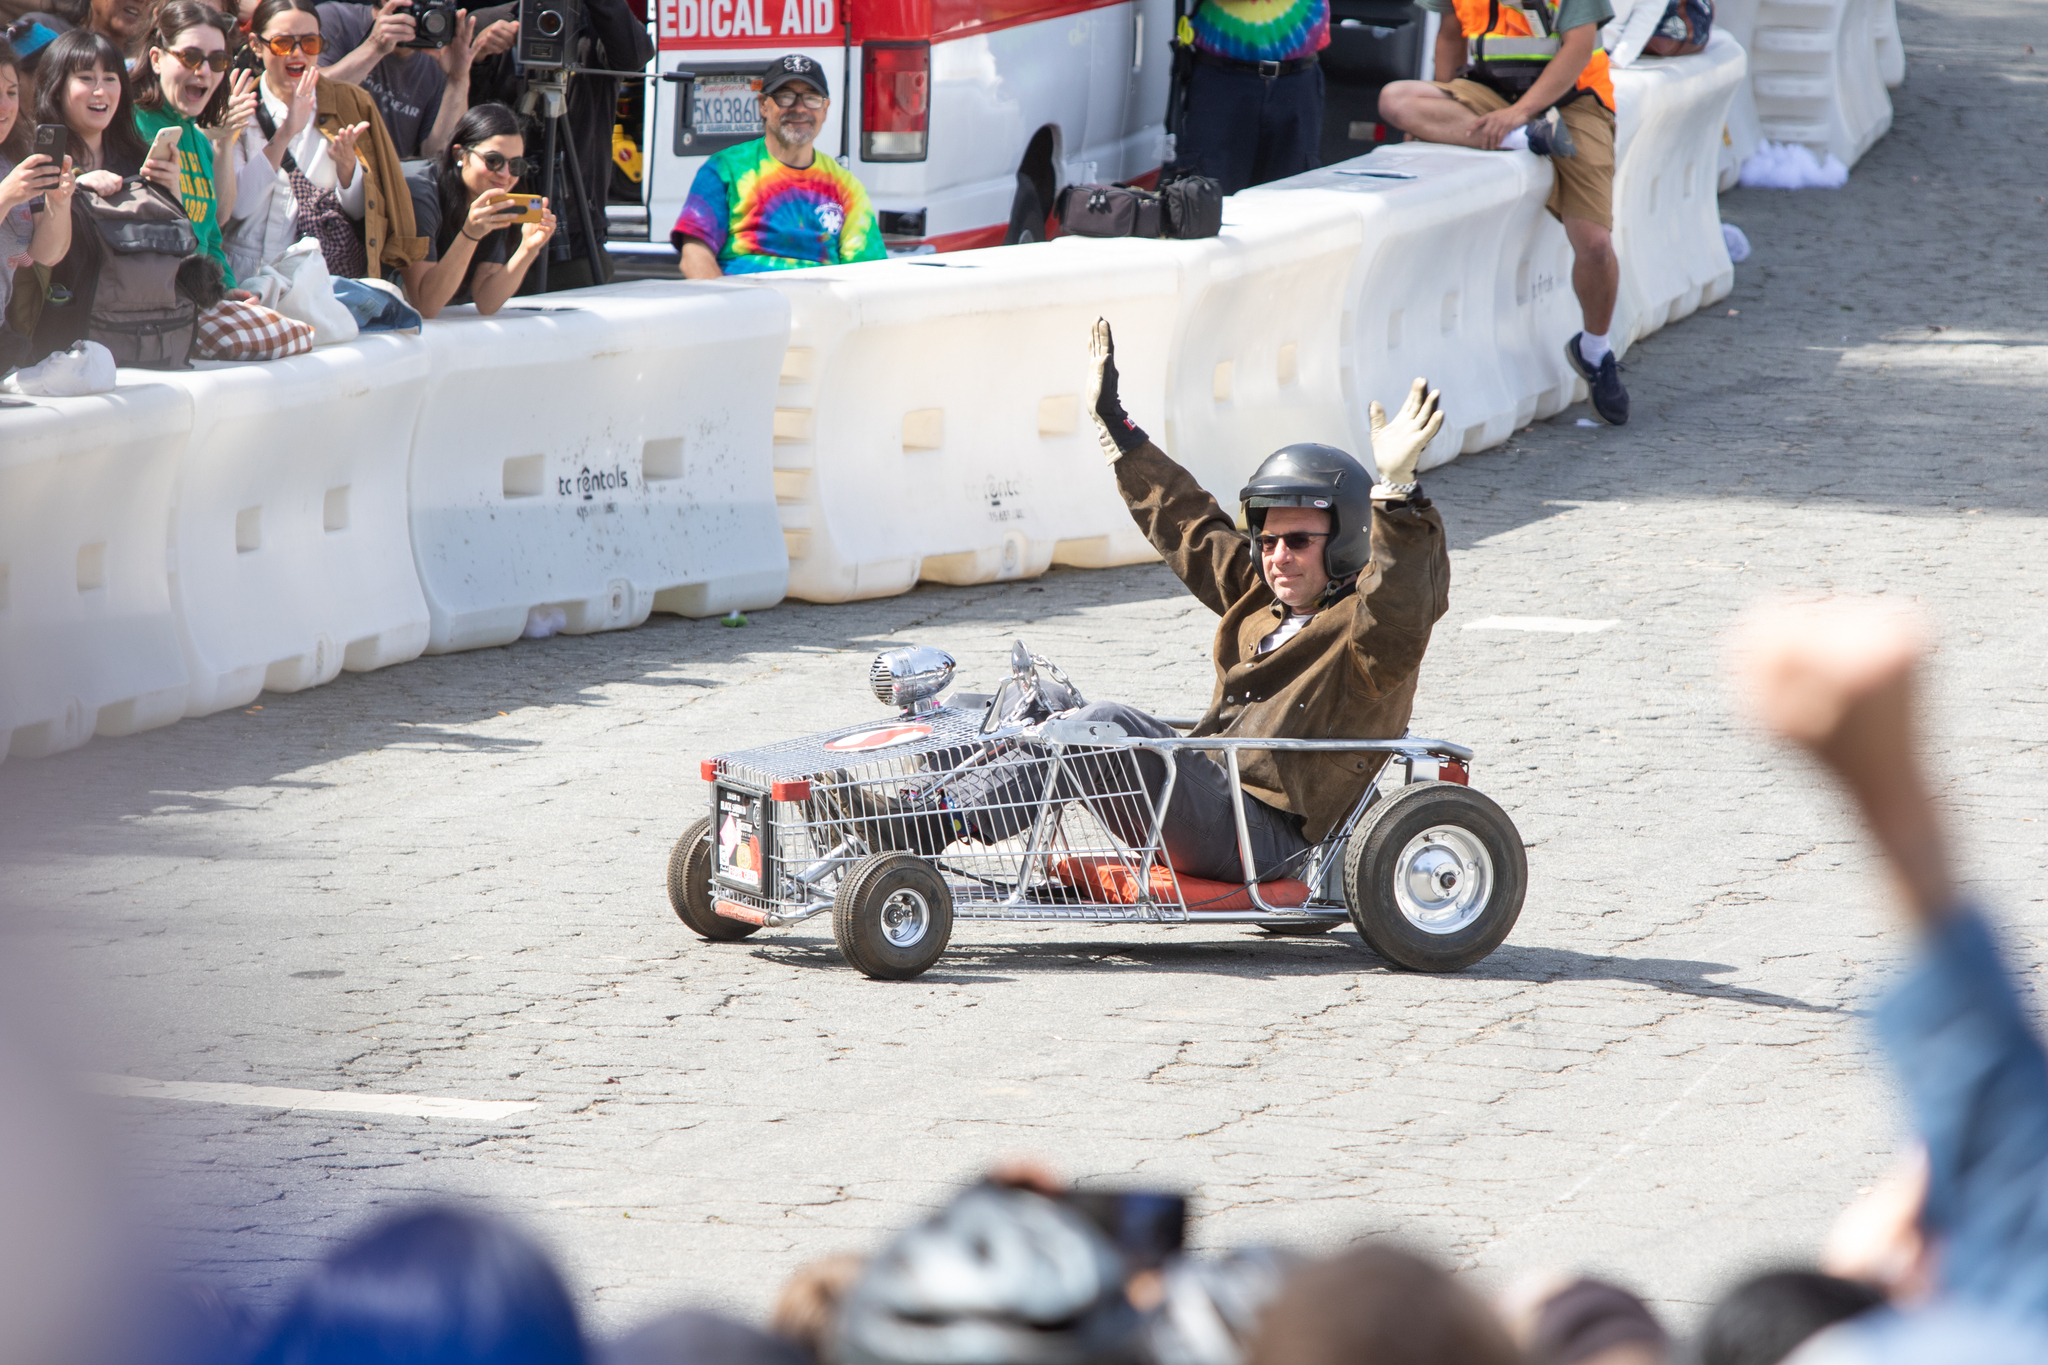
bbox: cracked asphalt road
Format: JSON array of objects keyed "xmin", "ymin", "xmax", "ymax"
[{"xmin": 3, "ymin": 0, "xmax": 2045, "ymax": 1338}]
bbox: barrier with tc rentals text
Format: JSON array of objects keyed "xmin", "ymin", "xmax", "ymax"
[
  {"xmin": 1608, "ymin": 31, "xmax": 1744, "ymax": 347},
  {"xmin": 744, "ymin": 248, "xmax": 1179, "ymax": 603},
  {"xmin": 0, "ymin": 382, "xmax": 192, "ymax": 761},
  {"xmin": 407, "ymin": 281, "xmax": 790, "ymax": 651},
  {"xmin": 158, "ymin": 337, "xmax": 433, "ymax": 717}
]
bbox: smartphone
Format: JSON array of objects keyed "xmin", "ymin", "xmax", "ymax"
[
  {"xmin": 1064, "ymin": 1190, "xmax": 1187, "ymax": 1269},
  {"xmin": 147, "ymin": 125, "xmax": 184, "ymax": 163},
  {"xmin": 29, "ymin": 123, "xmax": 65, "ymax": 213},
  {"xmin": 504, "ymin": 192, "xmax": 543, "ymax": 224}
]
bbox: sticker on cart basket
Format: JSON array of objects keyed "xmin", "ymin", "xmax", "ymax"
[
  {"xmin": 823, "ymin": 723, "xmax": 934, "ymax": 752},
  {"xmin": 715, "ymin": 787, "xmax": 769, "ymax": 891}
]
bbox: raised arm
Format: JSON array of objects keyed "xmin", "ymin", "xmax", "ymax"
[
  {"xmin": 1089, "ymin": 319, "xmax": 1259, "ymax": 616},
  {"xmin": 1736, "ymin": 600, "xmax": 2048, "ymax": 1322}
]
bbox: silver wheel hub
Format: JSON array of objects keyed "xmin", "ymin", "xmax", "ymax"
[
  {"xmin": 1393, "ymin": 825, "xmax": 1492, "ymax": 935},
  {"xmin": 879, "ymin": 888, "xmax": 930, "ymax": 947}
]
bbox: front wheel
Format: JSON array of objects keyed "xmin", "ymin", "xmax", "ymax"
[
  {"xmin": 1004, "ymin": 173, "xmax": 1047, "ymax": 245},
  {"xmin": 667, "ymin": 816, "xmax": 759, "ymax": 941},
  {"xmin": 833, "ymin": 853, "xmax": 953, "ymax": 980},
  {"xmin": 1343, "ymin": 782, "xmax": 1525, "ymax": 971}
]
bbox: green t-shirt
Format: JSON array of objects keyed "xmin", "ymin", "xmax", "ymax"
[
  {"xmin": 132, "ymin": 104, "xmax": 235, "ymax": 288},
  {"xmin": 1418, "ymin": 0, "xmax": 1615, "ymax": 37}
]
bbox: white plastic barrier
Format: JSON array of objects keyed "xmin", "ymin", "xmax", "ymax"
[
  {"xmin": 1873, "ymin": 0, "xmax": 1904, "ymax": 88},
  {"xmin": 1609, "ymin": 32, "xmax": 1745, "ymax": 347},
  {"xmin": 158, "ymin": 338, "xmax": 432, "ymax": 717},
  {"xmin": 1715, "ymin": 0, "xmax": 1765, "ymax": 189},
  {"xmin": 1747, "ymin": 0, "xmax": 1891, "ymax": 169},
  {"xmin": 408, "ymin": 281, "xmax": 789, "ymax": 651},
  {"xmin": 1245, "ymin": 145, "xmax": 1580, "ymax": 473},
  {"xmin": 0, "ymin": 384, "xmax": 192, "ymax": 760},
  {"xmin": 743, "ymin": 248, "xmax": 1181, "ymax": 603}
]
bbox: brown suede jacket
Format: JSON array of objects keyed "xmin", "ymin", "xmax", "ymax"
[{"xmin": 1113, "ymin": 440, "xmax": 1451, "ymax": 843}]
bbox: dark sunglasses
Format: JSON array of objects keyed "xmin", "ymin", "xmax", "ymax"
[
  {"xmin": 767, "ymin": 89, "xmax": 827, "ymax": 109},
  {"xmin": 261, "ymin": 33, "xmax": 325, "ymax": 55},
  {"xmin": 1252, "ymin": 531, "xmax": 1330, "ymax": 554},
  {"xmin": 165, "ymin": 45, "xmax": 234, "ymax": 71},
  {"xmin": 462, "ymin": 147, "xmax": 531, "ymax": 176}
]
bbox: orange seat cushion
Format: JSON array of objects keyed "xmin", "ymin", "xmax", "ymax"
[{"xmin": 1051, "ymin": 856, "xmax": 1311, "ymax": 911}]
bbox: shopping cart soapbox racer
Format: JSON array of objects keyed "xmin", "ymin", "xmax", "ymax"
[{"xmin": 665, "ymin": 322, "xmax": 1526, "ymax": 980}]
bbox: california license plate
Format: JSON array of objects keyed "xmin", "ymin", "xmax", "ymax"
[{"xmin": 691, "ymin": 74, "xmax": 763, "ymax": 140}]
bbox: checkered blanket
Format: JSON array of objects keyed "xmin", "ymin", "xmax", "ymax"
[{"xmin": 193, "ymin": 298, "xmax": 315, "ymax": 362}]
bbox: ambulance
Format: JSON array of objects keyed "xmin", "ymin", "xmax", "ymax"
[{"xmin": 609, "ymin": 0, "xmax": 1179, "ymax": 256}]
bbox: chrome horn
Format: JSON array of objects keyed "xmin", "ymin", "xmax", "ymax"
[{"xmin": 869, "ymin": 646, "xmax": 956, "ymax": 715}]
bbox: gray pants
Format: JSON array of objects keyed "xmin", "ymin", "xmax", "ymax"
[{"xmin": 1053, "ymin": 702, "xmax": 1311, "ymax": 884}]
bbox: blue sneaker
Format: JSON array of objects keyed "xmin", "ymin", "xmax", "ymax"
[
  {"xmin": 1525, "ymin": 109, "xmax": 1577, "ymax": 159},
  {"xmin": 1564, "ymin": 333, "xmax": 1629, "ymax": 425}
]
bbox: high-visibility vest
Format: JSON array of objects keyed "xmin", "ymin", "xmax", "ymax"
[{"xmin": 1449, "ymin": 0, "xmax": 1615, "ymax": 111}]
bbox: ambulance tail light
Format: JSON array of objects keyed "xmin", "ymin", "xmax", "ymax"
[{"xmin": 862, "ymin": 42, "xmax": 929, "ymax": 162}]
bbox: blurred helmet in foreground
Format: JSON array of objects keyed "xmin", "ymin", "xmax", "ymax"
[{"xmin": 1140, "ymin": 1249, "xmax": 1300, "ymax": 1365}]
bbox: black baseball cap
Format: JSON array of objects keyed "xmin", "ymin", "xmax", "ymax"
[{"xmin": 761, "ymin": 53, "xmax": 828, "ymax": 99}]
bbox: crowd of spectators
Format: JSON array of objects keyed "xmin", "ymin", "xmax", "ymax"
[
  {"xmin": 0, "ymin": 601, "xmax": 2031, "ymax": 1365},
  {"xmin": 0, "ymin": 0, "xmax": 646, "ymax": 378}
]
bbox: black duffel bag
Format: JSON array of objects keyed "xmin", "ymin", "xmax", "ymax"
[
  {"xmin": 1055, "ymin": 182, "xmax": 1164, "ymax": 238},
  {"xmin": 1158, "ymin": 171, "xmax": 1222, "ymax": 239}
]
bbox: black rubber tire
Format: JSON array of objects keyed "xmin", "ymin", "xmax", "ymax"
[
  {"xmin": 832, "ymin": 853, "xmax": 953, "ymax": 980},
  {"xmin": 1004, "ymin": 174, "xmax": 1047, "ymax": 245},
  {"xmin": 1343, "ymin": 782, "xmax": 1525, "ymax": 971},
  {"xmin": 667, "ymin": 816, "xmax": 760, "ymax": 941}
]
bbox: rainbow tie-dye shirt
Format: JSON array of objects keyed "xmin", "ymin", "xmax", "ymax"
[
  {"xmin": 673, "ymin": 140, "xmax": 886, "ymax": 274},
  {"xmin": 1190, "ymin": 0, "xmax": 1329, "ymax": 63}
]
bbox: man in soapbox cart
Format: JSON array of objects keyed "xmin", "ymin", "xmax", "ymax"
[{"xmin": 667, "ymin": 321, "xmax": 1525, "ymax": 981}]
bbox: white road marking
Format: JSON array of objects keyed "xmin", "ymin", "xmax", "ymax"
[
  {"xmin": 84, "ymin": 1074, "xmax": 540, "ymax": 1122},
  {"xmin": 1462, "ymin": 615, "xmax": 1619, "ymax": 633}
]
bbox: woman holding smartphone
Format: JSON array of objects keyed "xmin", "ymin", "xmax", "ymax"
[
  {"xmin": 34, "ymin": 28, "xmax": 155, "ymax": 185},
  {"xmin": 0, "ymin": 35, "xmax": 77, "ymax": 338},
  {"xmin": 223, "ymin": 0, "xmax": 418, "ymax": 283},
  {"xmin": 131, "ymin": 1, "xmax": 253, "ymax": 284},
  {"xmin": 397, "ymin": 101, "xmax": 555, "ymax": 319}
]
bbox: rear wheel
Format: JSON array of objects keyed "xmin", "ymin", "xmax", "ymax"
[
  {"xmin": 667, "ymin": 816, "xmax": 759, "ymax": 941},
  {"xmin": 1343, "ymin": 783, "xmax": 1525, "ymax": 971},
  {"xmin": 833, "ymin": 853, "xmax": 953, "ymax": 980},
  {"xmin": 1004, "ymin": 173, "xmax": 1047, "ymax": 245}
]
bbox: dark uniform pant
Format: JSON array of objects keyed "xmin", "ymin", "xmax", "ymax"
[{"xmin": 1177, "ymin": 62, "xmax": 1324, "ymax": 196}]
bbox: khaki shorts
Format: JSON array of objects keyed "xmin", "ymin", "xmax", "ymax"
[{"xmin": 1433, "ymin": 78, "xmax": 1616, "ymax": 230}]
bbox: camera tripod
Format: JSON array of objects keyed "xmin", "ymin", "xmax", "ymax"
[{"xmin": 519, "ymin": 68, "xmax": 608, "ymax": 292}]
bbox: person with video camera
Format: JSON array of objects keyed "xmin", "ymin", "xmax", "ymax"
[
  {"xmin": 313, "ymin": 0, "xmax": 515, "ymax": 158},
  {"xmin": 466, "ymin": 0, "xmax": 651, "ymax": 291},
  {"xmin": 394, "ymin": 99, "xmax": 553, "ymax": 315}
]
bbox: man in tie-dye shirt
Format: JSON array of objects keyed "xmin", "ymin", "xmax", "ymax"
[
  {"xmin": 674, "ymin": 54, "xmax": 886, "ymax": 277},
  {"xmin": 1176, "ymin": 0, "xmax": 1330, "ymax": 194}
]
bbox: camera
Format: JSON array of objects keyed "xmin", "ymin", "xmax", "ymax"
[
  {"xmin": 400, "ymin": 0, "xmax": 460, "ymax": 49},
  {"xmin": 518, "ymin": 0, "xmax": 582, "ymax": 70}
]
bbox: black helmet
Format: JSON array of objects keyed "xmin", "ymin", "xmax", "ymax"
[
  {"xmin": 834, "ymin": 1184, "xmax": 1141, "ymax": 1365},
  {"xmin": 1237, "ymin": 443, "xmax": 1374, "ymax": 586}
]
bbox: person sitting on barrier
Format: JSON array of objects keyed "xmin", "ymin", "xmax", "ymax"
[
  {"xmin": 1, "ymin": 34, "xmax": 78, "ymax": 367},
  {"xmin": 395, "ymin": 99, "xmax": 554, "ymax": 317},
  {"xmin": 1378, "ymin": 0, "xmax": 1631, "ymax": 427},
  {"xmin": 224, "ymin": 0, "xmax": 420, "ymax": 283},
  {"xmin": 131, "ymin": 2, "xmax": 255, "ymax": 288},
  {"xmin": 672, "ymin": 54, "xmax": 885, "ymax": 279}
]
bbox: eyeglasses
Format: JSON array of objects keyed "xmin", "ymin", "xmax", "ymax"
[
  {"xmin": 461, "ymin": 147, "xmax": 531, "ymax": 176},
  {"xmin": 1253, "ymin": 531, "xmax": 1330, "ymax": 554},
  {"xmin": 166, "ymin": 45, "xmax": 234, "ymax": 71},
  {"xmin": 767, "ymin": 89, "xmax": 827, "ymax": 109},
  {"xmin": 261, "ymin": 33, "xmax": 325, "ymax": 55}
]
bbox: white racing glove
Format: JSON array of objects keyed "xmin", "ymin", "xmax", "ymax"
[
  {"xmin": 1087, "ymin": 318, "xmax": 1149, "ymax": 464},
  {"xmin": 1368, "ymin": 377, "xmax": 1444, "ymax": 497}
]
